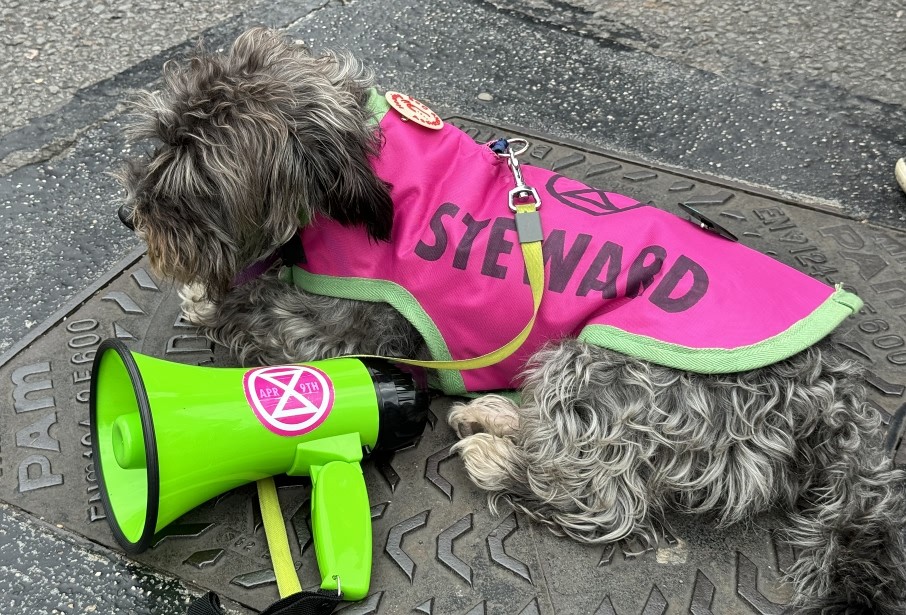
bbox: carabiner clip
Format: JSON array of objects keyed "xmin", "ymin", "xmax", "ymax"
[
  {"xmin": 491, "ymin": 138, "xmax": 540, "ymax": 212},
  {"xmin": 508, "ymin": 186, "xmax": 542, "ymax": 212}
]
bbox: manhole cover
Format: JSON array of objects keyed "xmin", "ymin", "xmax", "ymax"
[{"xmin": 2, "ymin": 118, "xmax": 904, "ymax": 614}]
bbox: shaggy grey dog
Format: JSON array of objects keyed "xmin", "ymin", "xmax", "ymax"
[{"xmin": 116, "ymin": 28, "xmax": 906, "ymax": 614}]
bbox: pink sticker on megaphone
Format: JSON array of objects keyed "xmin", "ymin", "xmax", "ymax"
[{"xmin": 243, "ymin": 365, "xmax": 334, "ymax": 436}]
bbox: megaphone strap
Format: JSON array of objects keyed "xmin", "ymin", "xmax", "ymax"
[
  {"xmin": 257, "ymin": 477, "xmax": 303, "ymax": 597},
  {"xmin": 258, "ymin": 590, "xmax": 344, "ymax": 615},
  {"xmin": 187, "ymin": 591, "xmax": 223, "ymax": 615}
]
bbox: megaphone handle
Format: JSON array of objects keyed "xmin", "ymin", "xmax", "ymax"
[
  {"xmin": 256, "ymin": 477, "xmax": 303, "ymax": 598},
  {"xmin": 187, "ymin": 585, "xmax": 343, "ymax": 614},
  {"xmin": 310, "ymin": 460, "xmax": 372, "ymax": 601}
]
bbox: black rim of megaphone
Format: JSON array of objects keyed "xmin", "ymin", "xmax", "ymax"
[{"xmin": 89, "ymin": 338, "xmax": 160, "ymax": 554}]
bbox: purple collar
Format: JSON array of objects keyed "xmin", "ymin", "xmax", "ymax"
[{"xmin": 231, "ymin": 233, "xmax": 304, "ymax": 288}]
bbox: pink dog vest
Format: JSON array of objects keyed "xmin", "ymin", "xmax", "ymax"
[{"xmin": 292, "ymin": 95, "xmax": 862, "ymax": 394}]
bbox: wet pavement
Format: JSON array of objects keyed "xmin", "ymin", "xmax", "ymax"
[{"xmin": 1, "ymin": 0, "xmax": 905, "ymax": 613}]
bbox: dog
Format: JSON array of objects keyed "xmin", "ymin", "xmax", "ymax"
[{"xmin": 115, "ymin": 28, "xmax": 906, "ymax": 613}]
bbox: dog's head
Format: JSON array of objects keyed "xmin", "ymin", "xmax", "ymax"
[{"xmin": 116, "ymin": 28, "xmax": 392, "ymax": 298}]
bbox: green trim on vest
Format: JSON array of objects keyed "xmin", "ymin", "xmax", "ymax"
[
  {"xmin": 577, "ymin": 287, "xmax": 862, "ymax": 374},
  {"xmin": 293, "ymin": 266, "xmax": 861, "ymax": 386},
  {"xmin": 292, "ymin": 267, "xmax": 469, "ymax": 395},
  {"xmin": 366, "ymin": 88, "xmax": 390, "ymax": 127}
]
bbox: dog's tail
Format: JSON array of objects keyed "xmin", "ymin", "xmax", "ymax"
[
  {"xmin": 783, "ymin": 351, "xmax": 906, "ymax": 614},
  {"xmin": 785, "ymin": 450, "xmax": 906, "ymax": 614}
]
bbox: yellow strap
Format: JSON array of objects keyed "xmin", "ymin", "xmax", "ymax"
[
  {"xmin": 351, "ymin": 203, "xmax": 544, "ymax": 371},
  {"xmin": 256, "ymin": 477, "xmax": 302, "ymax": 598}
]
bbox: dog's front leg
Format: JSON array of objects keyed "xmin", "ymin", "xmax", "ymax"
[
  {"xmin": 179, "ymin": 282, "xmax": 217, "ymax": 326},
  {"xmin": 179, "ymin": 272, "xmax": 424, "ymax": 366}
]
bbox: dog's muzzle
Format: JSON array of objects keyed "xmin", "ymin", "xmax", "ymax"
[{"xmin": 118, "ymin": 204, "xmax": 135, "ymax": 231}]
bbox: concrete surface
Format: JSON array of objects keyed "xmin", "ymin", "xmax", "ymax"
[
  {"xmin": 0, "ymin": 0, "xmax": 258, "ymax": 136},
  {"xmin": 0, "ymin": 0, "xmax": 904, "ymax": 613}
]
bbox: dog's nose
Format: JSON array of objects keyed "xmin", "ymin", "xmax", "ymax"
[{"xmin": 118, "ymin": 204, "xmax": 135, "ymax": 231}]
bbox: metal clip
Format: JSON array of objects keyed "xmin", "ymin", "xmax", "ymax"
[
  {"xmin": 678, "ymin": 203, "xmax": 739, "ymax": 241},
  {"xmin": 493, "ymin": 138, "xmax": 541, "ymax": 212},
  {"xmin": 508, "ymin": 187, "xmax": 541, "ymax": 212}
]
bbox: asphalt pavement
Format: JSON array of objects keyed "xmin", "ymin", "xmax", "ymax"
[{"xmin": 0, "ymin": 0, "xmax": 904, "ymax": 613}]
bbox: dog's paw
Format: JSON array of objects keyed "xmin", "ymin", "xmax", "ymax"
[
  {"xmin": 451, "ymin": 432, "xmax": 521, "ymax": 492},
  {"xmin": 448, "ymin": 400, "xmax": 490, "ymax": 438},
  {"xmin": 449, "ymin": 414, "xmax": 486, "ymax": 439},
  {"xmin": 178, "ymin": 282, "xmax": 217, "ymax": 325},
  {"xmin": 448, "ymin": 394, "xmax": 520, "ymax": 439}
]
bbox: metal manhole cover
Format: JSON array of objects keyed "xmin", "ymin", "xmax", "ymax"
[{"xmin": 2, "ymin": 118, "xmax": 904, "ymax": 614}]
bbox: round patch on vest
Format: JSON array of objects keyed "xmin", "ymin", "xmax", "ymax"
[{"xmin": 385, "ymin": 91, "xmax": 444, "ymax": 130}]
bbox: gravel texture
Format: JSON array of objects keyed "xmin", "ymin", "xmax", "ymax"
[
  {"xmin": 0, "ymin": 0, "xmax": 261, "ymax": 137},
  {"xmin": 492, "ymin": 0, "xmax": 906, "ymax": 108}
]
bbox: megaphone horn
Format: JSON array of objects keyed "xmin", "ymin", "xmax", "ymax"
[{"xmin": 89, "ymin": 339, "xmax": 429, "ymax": 600}]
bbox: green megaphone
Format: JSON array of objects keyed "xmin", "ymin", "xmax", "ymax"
[{"xmin": 89, "ymin": 339, "xmax": 429, "ymax": 601}]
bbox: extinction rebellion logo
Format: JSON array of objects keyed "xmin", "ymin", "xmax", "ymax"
[{"xmin": 243, "ymin": 365, "xmax": 335, "ymax": 436}]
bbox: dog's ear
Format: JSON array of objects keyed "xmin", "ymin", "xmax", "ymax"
[
  {"xmin": 119, "ymin": 26, "xmax": 395, "ymax": 287},
  {"xmin": 220, "ymin": 29, "xmax": 394, "ymax": 242},
  {"xmin": 285, "ymin": 129, "xmax": 394, "ymax": 242}
]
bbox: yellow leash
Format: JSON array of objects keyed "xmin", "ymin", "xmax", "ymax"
[
  {"xmin": 353, "ymin": 139, "xmax": 545, "ymax": 372},
  {"xmin": 350, "ymin": 207, "xmax": 543, "ymax": 371}
]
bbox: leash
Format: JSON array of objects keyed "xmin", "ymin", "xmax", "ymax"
[{"xmin": 348, "ymin": 138, "xmax": 546, "ymax": 372}]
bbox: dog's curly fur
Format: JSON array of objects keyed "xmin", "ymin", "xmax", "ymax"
[{"xmin": 117, "ymin": 28, "xmax": 906, "ymax": 613}]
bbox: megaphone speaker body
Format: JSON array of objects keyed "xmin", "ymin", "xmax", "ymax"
[{"xmin": 90, "ymin": 339, "xmax": 428, "ymax": 601}]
